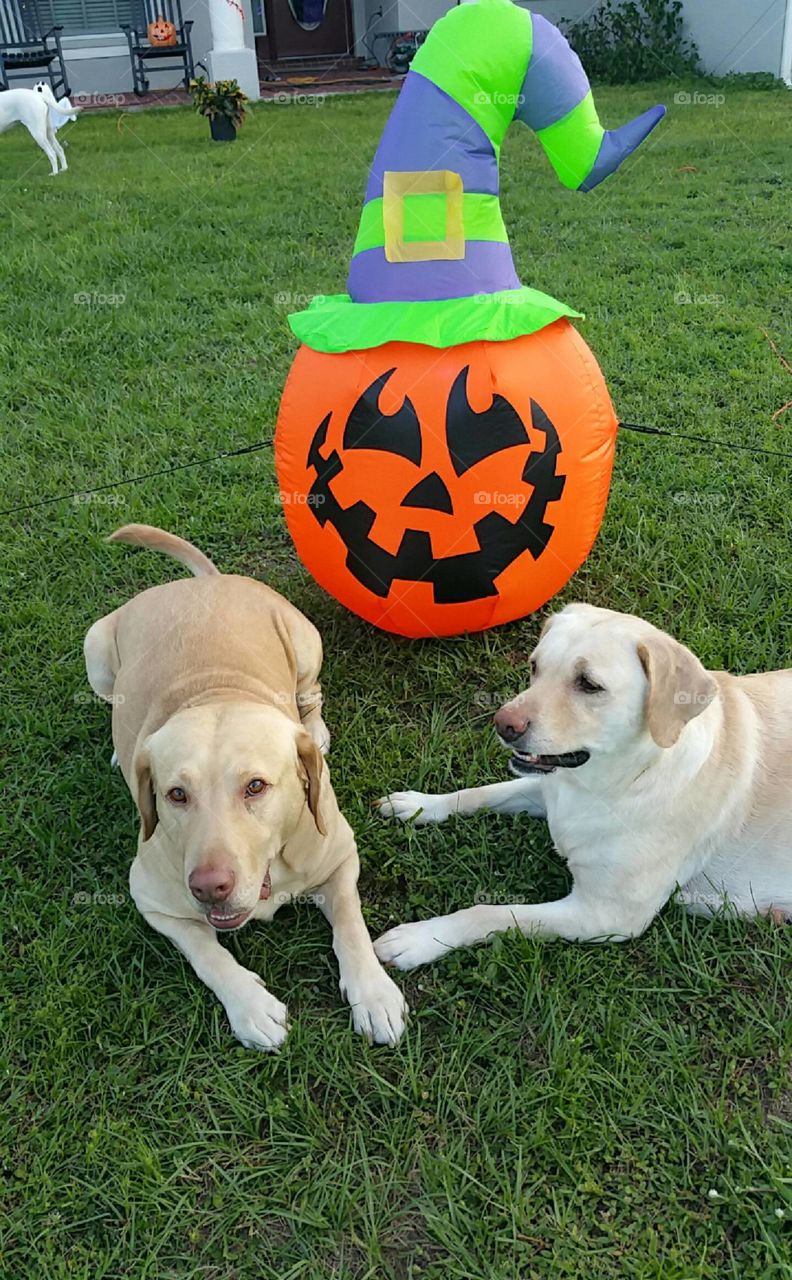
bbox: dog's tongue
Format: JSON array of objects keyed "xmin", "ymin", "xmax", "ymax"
[{"xmin": 259, "ymin": 869, "xmax": 272, "ymax": 901}]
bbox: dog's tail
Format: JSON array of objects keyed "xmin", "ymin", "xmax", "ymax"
[
  {"xmin": 36, "ymin": 83, "xmax": 81, "ymax": 114},
  {"xmin": 109, "ymin": 524, "xmax": 220, "ymax": 576}
]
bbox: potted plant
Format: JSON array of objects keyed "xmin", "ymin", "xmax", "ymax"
[{"xmin": 190, "ymin": 76, "xmax": 248, "ymax": 142}]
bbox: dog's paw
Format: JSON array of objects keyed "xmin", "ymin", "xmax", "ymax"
[
  {"xmin": 225, "ymin": 976, "xmax": 289, "ymax": 1052},
  {"xmin": 377, "ymin": 791, "xmax": 447, "ymax": 824},
  {"xmin": 374, "ymin": 919, "xmax": 456, "ymax": 971},
  {"xmin": 308, "ymin": 716, "xmax": 331, "ymax": 756},
  {"xmin": 341, "ymin": 966, "xmax": 408, "ymax": 1046}
]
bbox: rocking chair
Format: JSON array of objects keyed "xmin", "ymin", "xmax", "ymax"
[
  {"xmin": 0, "ymin": 0, "xmax": 70, "ymax": 97},
  {"xmin": 121, "ymin": 0, "xmax": 194, "ymax": 96}
]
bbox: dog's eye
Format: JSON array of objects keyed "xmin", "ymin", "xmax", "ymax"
[
  {"xmin": 245, "ymin": 778, "xmax": 268, "ymax": 797},
  {"xmin": 530, "ymin": 658, "xmax": 538, "ymax": 678},
  {"xmin": 575, "ymin": 672, "xmax": 604, "ymax": 695},
  {"xmin": 167, "ymin": 786, "xmax": 188, "ymax": 804}
]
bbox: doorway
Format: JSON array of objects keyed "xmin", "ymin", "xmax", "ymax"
[{"xmin": 262, "ymin": 0, "xmax": 352, "ymax": 61}]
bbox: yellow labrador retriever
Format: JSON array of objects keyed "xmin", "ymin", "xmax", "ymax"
[
  {"xmin": 376, "ymin": 603, "xmax": 792, "ymax": 969},
  {"xmin": 84, "ymin": 525, "xmax": 406, "ymax": 1049}
]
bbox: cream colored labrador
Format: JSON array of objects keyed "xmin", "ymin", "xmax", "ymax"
[
  {"xmin": 375, "ymin": 603, "xmax": 792, "ymax": 969},
  {"xmin": 84, "ymin": 525, "xmax": 406, "ymax": 1049}
]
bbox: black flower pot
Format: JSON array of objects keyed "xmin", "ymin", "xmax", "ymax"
[{"xmin": 210, "ymin": 115, "xmax": 237, "ymax": 142}]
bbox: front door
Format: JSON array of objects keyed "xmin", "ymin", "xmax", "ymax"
[{"xmin": 264, "ymin": 0, "xmax": 352, "ymax": 59}]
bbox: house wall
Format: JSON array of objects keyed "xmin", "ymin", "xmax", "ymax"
[
  {"xmin": 9, "ymin": 0, "xmax": 790, "ymax": 93},
  {"xmin": 349, "ymin": 0, "xmax": 406, "ymax": 62},
  {"xmin": 541, "ymin": 0, "xmax": 787, "ymax": 77},
  {"xmin": 682, "ymin": 0, "xmax": 786, "ymax": 78},
  {"xmin": 359, "ymin": 0, "xmax": 790, "ymax": 78}
]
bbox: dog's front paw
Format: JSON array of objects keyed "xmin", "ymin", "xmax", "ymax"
[
  {"xmin": 309, "ymin": 715, "xmax": 331, "ymax": 756},
  {"xmin": 374, "ymin": 919, "xmax": 456, "ymax": 970},
  {"xmin": 225, "ymin": 975, "xmax": 289, "ymax": 1051},
  {"xmin": 377, "ymin": 791, "xmax": 448, "ymax": 824},
  {"xmin": 341, "ymin": 966, "xmax": 408, "ymax": 1046}
]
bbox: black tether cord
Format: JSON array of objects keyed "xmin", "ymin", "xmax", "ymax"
[
  {"xmin": 2, "ymin": 422, "xmax": 791, "ymax": 520},
  {"xmin": 1, "ymin": 440, "xmax": 274, "ymax": 518},
  {"xmin": 619, "ymin": 421, "xmax": 792, "ymax": 460}
]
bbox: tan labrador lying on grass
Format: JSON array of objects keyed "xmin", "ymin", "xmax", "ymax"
[
  {"xmin": 84, "ymin": 525, "xmax": 406, "ymax": 1049},
  {"xmin": 376, "ymin": 603, "xmax": 792, "ymax": 970}
]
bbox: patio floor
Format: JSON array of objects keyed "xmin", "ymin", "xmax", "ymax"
[{"xmin": 77, "ymin": 63, "xmax": 402, "ymax": 112}]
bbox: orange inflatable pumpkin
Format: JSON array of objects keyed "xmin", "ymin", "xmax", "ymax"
[
  {"xmin": 147, "ymin": 15, "xmax": 177, "ymax": 45},
  {"xmin": 275, "ymin": 321, "xmax": 617, "ymax": 638}
]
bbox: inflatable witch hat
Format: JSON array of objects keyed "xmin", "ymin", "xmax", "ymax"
[
  {"xmin": 291, "ymin": 0, "xmax": 665, "ymax": 351},
  {"xmin": 276, "ymin": 0, "xmax": 666, "ymax": 638}
]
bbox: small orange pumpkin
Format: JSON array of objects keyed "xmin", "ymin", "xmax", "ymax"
[{"xmin": 147, "ymin": 15, "xmax": 177, "ymax": 45}]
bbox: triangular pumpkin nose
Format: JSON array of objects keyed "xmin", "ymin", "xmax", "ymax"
[{"xmin": 401, "ymin": 472, "xmax": 454, "ymax": 515}]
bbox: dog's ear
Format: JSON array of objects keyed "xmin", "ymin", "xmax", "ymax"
[
  {"xmin": 296, "ymin": 731, "xmax": 327, "ymax": 836},
  {"xmin": 637, "ymin": 634, "xmax": 718, "ymax": 748},
  {"xmin": 132, "ymin": 748, "xmax": 159, "ymax": 841}
]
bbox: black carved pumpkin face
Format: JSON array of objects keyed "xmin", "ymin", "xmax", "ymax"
[
  {"xmin": 306, "ymin": 362, "xmax": 564, "ymax": 605},
  {"xmin": 275, "ymin": 331, "xmax": 617, "ymax": 637}
]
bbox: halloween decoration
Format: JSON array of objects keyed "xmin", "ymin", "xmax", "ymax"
[
  {"xmin": 147, "ymin": 15, "xmax": 177, "ymax": 45},
  {"xmin": 275, "ymin": 0, "xmax": 665, "ymax": 638}
]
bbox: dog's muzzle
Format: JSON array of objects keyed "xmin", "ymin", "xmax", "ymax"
[{"xmin": 206, "ymin": 868, "xmax": 272, "ymax": 931}]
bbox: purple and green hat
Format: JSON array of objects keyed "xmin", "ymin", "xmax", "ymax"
[{"xmin": 290, "ymin": 0, "xmax": 665, "ymax": 354}]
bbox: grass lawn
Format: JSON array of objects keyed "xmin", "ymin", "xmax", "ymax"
[{"xmin": 2, "ymin": 83, "xmax": 791, "ymax": 1278}]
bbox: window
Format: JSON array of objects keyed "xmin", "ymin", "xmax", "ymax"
[
  {"xmin": 38, "ymin": 0, "xmax": 134, "ymax": 36},
  {"xmin": 251, "ymin": 0, "xmax": 265, "ymax": 36}
]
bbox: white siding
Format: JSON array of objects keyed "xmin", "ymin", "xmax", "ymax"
[
  {"xmin": 682, "ymin": 0, "xmax": 786, "ymax": 77},
  {"xmin": 382, "ymin": 0, "xmax": 789, "ymax": 77}
]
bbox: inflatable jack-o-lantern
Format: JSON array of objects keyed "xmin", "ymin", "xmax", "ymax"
[
  {"xmin": 147, "ymin": 15, "xmax": 177, "ymax": 45},
  {"xmin": 277, "ymin": 324, "xmax": 616, "ymax": 637},
  {"xmin": 274, "ymin": 0, "xmax": 664, "ymax": 638}
]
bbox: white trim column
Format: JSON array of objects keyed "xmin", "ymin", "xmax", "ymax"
[
  {"xmin": 781, "ymin": 0, "xmax": 792, "ymax": 85},
  {"xmin": 207, "ymin": 0, "xmax": 261, "ymax": 101}
]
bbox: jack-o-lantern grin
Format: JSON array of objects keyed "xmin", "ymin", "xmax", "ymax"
[
  {"xmin": 147, "ymin": 14, "xmax": 177, "ymax": 44},
  {"xmin": 306, "ymin": 367, "xmax": 566, "ymax": 605}
]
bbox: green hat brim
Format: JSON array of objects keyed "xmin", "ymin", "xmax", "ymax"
[{"xmin": 289, "ymin": 288, "xmax": 582, "ymax": 354}]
